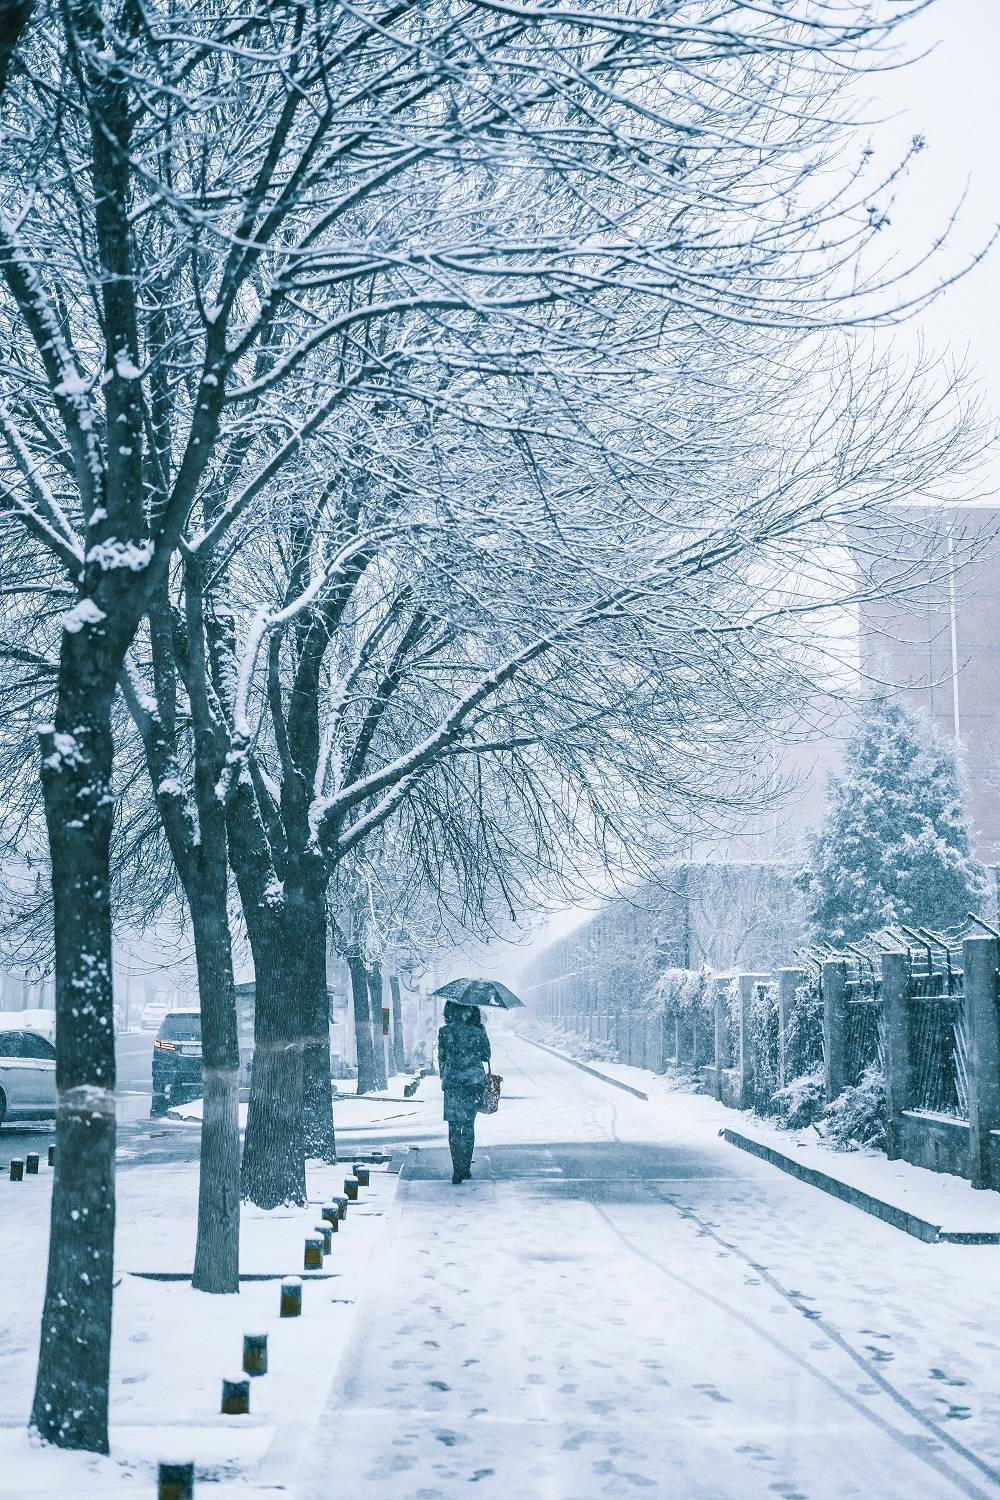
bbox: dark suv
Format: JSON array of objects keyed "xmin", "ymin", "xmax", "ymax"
[{"xmin": 151, "ymin": 1009, "xmax": 203, "ymax": 1116}]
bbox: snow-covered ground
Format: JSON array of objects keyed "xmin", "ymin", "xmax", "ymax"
[
  {"xmin": 7, "ymin": 1032, "xmax": 1000, "ymax": 1497},
  {"xmin": 169, "ymin": 1073, "xmax": 427, "ymax": 1133},
  {"xmin": 300, "ymin": 1031, "xmax": 1000, "ymax": 1500},
  {"xmin": 515, "ymin": 1024, "xmax": 1000, "ymax": 1235},
  {"xmin": 0, "ymin": 1147, "xmax": 402, "ymax": 1494}
]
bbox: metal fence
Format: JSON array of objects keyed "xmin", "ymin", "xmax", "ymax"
[
  {"xmin": 842, "ymin": 961, "xmax": 884, "ymax": 1088},
  {"xmin": 784, "ymin": 970, "xmax": 824, "ymax": 1081},
  {"xmin": 906, "ymin": 938, "xmax": 968, "ymax": 1118}
]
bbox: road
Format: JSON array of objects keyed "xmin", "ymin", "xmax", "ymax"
[
  {"xmin": 299, "ymin": 1031, "xmax": 1000, "ymax": 1500},
  {"xmin": 0, "ymin": 1029, "xmax": 156, "ymax": 1163},
  {"xmin": 0, "ymin": 1029, "xmax": 433, "ymax": 1170}
]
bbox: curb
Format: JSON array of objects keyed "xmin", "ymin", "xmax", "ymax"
[
  {"xmin": 721, "ymin": 1127, "xmax": 1000, "ymax": 1245},
  {"xmin": 253, "ymin": 1168, "xmax": 406, "ymax": 1492},
  {"xmin": 126, "ymin": 1270, "xmax": 341, "ymax": 1281},
  {"xmin": 518, "ymin": 1035, "xmax": 649, "ymax": 1100}
]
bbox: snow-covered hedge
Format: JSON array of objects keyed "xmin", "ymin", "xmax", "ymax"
[
  {"xmin": 820, "ymin": 1063, "xmax": 887, "ymax": 1151},
  {"xmin": 515, "ymin": 1018, "xmax": 619, "ymax": 1065},
  {"xmin": 770, "ymin": 1069, "xmax": 825, "ymax": 1130}
]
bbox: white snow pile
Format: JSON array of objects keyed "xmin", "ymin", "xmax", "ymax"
[
  {"xmin": 61, "ymin": 598, "xmax": 106, "ymax": 633},
  {"xmin": 86, "ymin": 537, "xmax": 153, "ymax": 572}
]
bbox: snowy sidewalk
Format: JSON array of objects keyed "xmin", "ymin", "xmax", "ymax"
[
  {"xmin": 169, "ymin": 1071, "xmax": 429, "ymax": 1132},
  {"xmin": 297, "ymin": 1032, "xmax": 1000, "ymax": 1500},
  {"xmin": 518, "ymin": 1028, "xmax": 1000, "ymax": 1243},
  {"xmin": 0, "ymin": 1148, "xmax": 401, "ymax": 1495}
]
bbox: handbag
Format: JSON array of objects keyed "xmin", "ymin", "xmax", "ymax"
[{"xmin": 479, "ymin": 1071, "xmax": 502, "ymax": 1115}]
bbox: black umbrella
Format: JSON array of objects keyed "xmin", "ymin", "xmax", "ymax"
[{"xmin": 430, "ymin": 977, "xmax": 525, "ymax": 1009}]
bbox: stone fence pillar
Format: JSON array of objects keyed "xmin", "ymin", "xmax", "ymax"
[
  {"xmin": 881, "ymin": 950, "xmax": 911, "ymax": 1161},
  {"xmin": 776, "ymin": 968, "xmax": 805, "ymax": 1088},
  {"xmin": 713, "ymin": 985, "xmax": 728, "ymax": 1101},
  {"xmin": 821, "ymin": 960, "xmax": 848, "ymax": 1104},
  {"xmin": 964, "ymin": 936, "xmax": 1000, "ymax": 1190}
]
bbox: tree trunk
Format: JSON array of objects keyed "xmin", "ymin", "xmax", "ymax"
[
  {"xmin": 189, "ymin": 865, "xmax": 241, "ymax": 1293},
  {"xmin": 133, "ymin": 574, "xmax": 243, "ymax": 1287},
  {"xmin": 348, "ymin": 949, "xmax": 379, "ymax": 1095},
  {"xmin": 389, "ymin": 973, "xmax": 405, "ymax": 1072},
  {"xmin": 368, "ymin": 961, "xmax": 388, "ymax": 1090},
  {"xmin": 240, "ymin": 910, "xmax": 306, "ymax": 1208},
  {"xmin": 32, "ymin": 682, "xmax": 117, "ymax": 1453},
  {"xmin": 225, "ymin": 774, "xmax": 306, "ymax": 1210},
  {"xmin": 300, "ymin": 867, "xmax": 336, "ymax": 1162}
]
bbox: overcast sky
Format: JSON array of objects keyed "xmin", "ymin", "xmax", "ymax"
[
  {"xmin": 503, "ymin": 6, "xmax": 1000, "ymax": 969},
  {"xmin": 871, "ymin": 0, "xmax": 1000, "ymax": 481}
]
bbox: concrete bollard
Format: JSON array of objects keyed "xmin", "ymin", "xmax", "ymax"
[
  {"xmin": 220, "ymin": 1376, "xmax": 250, "ymax": 1415},
  {"xmin": 9, "ymin": 1160, "xmax": 23, "ymax": 1182},
  {"xmin": 158, "ymin": 1461, "xmax": 194, "ymax": 1500},
  {"xmin": 343, "ymin": 1176, "xmax": 359, "ymax": 1201},
  {"xmin": 332, "ymin": 1195, "xmax": 349, "ymax": 1220},
  {"xmin": 320, "ymin": 1203, "xmax": 340, "ymax": 1231},
  {"xmin": 279, "ymin": 1277, "xmax": 302, "ymax": 1317},
  {"xmin": 242, "ymin": 1332, "xmax": 268, "ymax": 1377},
  {"xmin": 352, "ymin": 1165, "xmax": 370, "ymax": 1187},
  {"xmin": 25, "ymin": 1153, "xmax": 39, "ymax": 1175},
  {"xmin": 47, "ymin": 1144, "xmax": 55, "ymax": 1167},
  {"xmin": 303, "ymin": 1234, "xmax": 323, "ymax": 1270},
  {"xmin": 314, "ymin": 1222, "xmax": 332, "ymax": 1254}
]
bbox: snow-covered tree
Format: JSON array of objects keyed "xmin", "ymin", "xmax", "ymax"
[
  {"xmin": 0, "ymin": 0, "xmax": 990, "ymax": 1458},
  {"xmin": 799, "ymin": 695, "xmax": 988, "ymax": 947}
]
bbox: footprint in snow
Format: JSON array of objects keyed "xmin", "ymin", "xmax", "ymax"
[{"xmin": 930, "ymin": 1367, "xmax": 968, "ymax": 1387}]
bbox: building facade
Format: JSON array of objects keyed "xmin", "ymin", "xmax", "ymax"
[{"xmin": 855, "ymin": 503, "xmax": 1000, "ymax": 863}]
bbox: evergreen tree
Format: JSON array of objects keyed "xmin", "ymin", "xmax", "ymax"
[{"xmin": 799, "ymin": 695, "xmax": 988, "ymax": 946}]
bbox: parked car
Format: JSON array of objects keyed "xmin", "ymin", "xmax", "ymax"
[
  {"xmin": 151, "ymin": 1009, "xmax": 203, "ymax": 1116},
  {"xmin": 140, "ymin": 998, "xmax": 169, "ymax": 1032},
  {"xmin": 0, "ymin": 1028, "xmax": 57, "ymax": 1125},
  {"xmin": 0, "ymin": 1008, "xmax": 55, "ymax": 1043}
]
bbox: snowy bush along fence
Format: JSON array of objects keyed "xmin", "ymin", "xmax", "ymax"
[{"xmin": 527, "ymin": 928, "xmax": 1000, "ymax": 1190}]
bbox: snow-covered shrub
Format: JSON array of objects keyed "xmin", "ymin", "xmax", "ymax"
[
  {"xmin": 747, "ymin": 979, "xmax": 780, "ymax": 1112},
  {"xmin": 651, "ymin": 966, "xmax": 719, "ymax": 1070},
  {"xmin": 770, "ymin": 1069, "xmax": 825, "ymax": 1129},
  {"xmin": 515, "ymin": 1017, "xmax": 619, "ymax": 1064},
  {"xmin": 652, "ymin": 966, "xmax": 709, "ymax": 1016},
  {"xmin": 821, "ymin": 1063, "xmax": 887, "ymax": 1150}
]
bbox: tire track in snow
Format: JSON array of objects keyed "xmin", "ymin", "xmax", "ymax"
[
  {"xmin": 498, "ymin": 1036, "xmax": 1000, "ymax": 1493},
  {"xmin": 655, "ymin": 1192, "xmax": 1000, "ymax": 1494},
  {"xmin": 589, "ymin": 1195, "xmax": 1000, "ymax": 1499}
]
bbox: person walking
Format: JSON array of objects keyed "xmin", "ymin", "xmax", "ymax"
[{"xmin": 437, "ymin": 1000, "xmax": 491, "ymax": 1184}]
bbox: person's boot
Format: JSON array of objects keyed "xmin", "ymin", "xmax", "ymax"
[{"xmin": 452, "ymin": 1170, "xmax": 463, "ymax": 1184}]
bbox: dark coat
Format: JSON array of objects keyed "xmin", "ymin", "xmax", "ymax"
[{"xmin": 438, "ymin": 1021, "xmax": 491, "ymax": 1122}]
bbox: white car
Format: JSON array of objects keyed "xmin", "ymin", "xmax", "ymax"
[
  {"xmin": 140, "ymin": 999, "xmax": 169, "ymax": 1031},
  {"xmin": 0, "ymin": 1028, "xmax": 57, "ymax": 1124}
]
